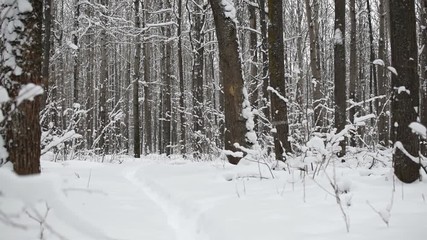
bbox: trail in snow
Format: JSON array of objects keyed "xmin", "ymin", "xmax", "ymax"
[{"xmin": 125, "ymin": 164, "xmax": 209, "ymax": 240}]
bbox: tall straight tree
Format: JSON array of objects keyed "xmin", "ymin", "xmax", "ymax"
[
  {"xmin": 190, "ymin": 0, "xmax": 206, "ymax": 156},
  {"xmin": 98, "ymin": 0, "xmax": 109, "ymax": 154},
  {"xmin": 305, "ymin": 0, "xmax": 324, "ymax": 131},
  {"xmin": 42, "ymin": 0, "xmax": 52, "ymax": 108},
  {"xmin": 334, "ymin": 0, "xmax": 346, "ymax": 157},
  {"xmin": 73, "ymin": 0, "xmax": 80, "ymax": 104},
  {"xmin": 259, "ymin": 0, "xmax": 269, "ymax": 135},
  {"xmin": 162, "ymin": 0, "xmax": 173, "ymax": 156},
  {"xmin": 2, "ymin": 0, "xmax": 43, "ymax": 174},
  {"xmin": 390, "ymin": 0, "xmax": 420, "ymax": 183},
  {"xmin": 177, "ymin": 0, "xmax": 186, "ymax": 154},
  {"xmin": 349, "ymin": 0, "xmax": 358, "ymax": 146},
  {"xmin": 133, "ymin": 0, "xmax": 142, "ymax": 158},
  {"xmin": 209, "ymin": 0, "xmax": 246, "ymax": 165},
  {"xmin": 268, "ymin": 0, "xmax": 291, "ymax": 159},
  {"xmin": 143, "ymin": 0, "xmax": 152, "ymax": 154},
  {"xmin": 377, "ymin": 0, "xmax": 389, "ymax": 146}
]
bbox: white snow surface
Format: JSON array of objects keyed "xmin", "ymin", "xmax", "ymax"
[
  {"xmin": 409, "ymin": 122, "xmax": 426, "ymax": 139},
  {"xmin": 1, "ymin": 154, "xmax": 426, "ymax": 240},
  {"xmin": 221, "ymin": 0, "xmax": 237, "ymax": 24}
]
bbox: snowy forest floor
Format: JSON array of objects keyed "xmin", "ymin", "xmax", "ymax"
[{"xmin": 1, "ymin": 150, "xmax": 427, "ymax": 240}]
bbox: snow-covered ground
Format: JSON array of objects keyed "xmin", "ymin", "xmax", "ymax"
[{"xmin": 1, "ymin": 152, "xmax": 426, "ymax": 240}]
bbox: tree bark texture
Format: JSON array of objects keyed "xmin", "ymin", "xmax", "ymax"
[
  {"xmin": 133, "ymin": 0, "xmax": 142, "ymax": 158},
  {"xmin": 389, "ymin": 0, "xmax": 420, "ymax": 183},
  {"xmin": 334, "ymin": 0, "xmax": 346, "ymax": 157},
  {"xmin": 191, "ymin": 0, "xmax": 205, "ymax": 156},
  {"xmin": 377, "ymin": 0, "xmax": 389, "ymax": 146},
  {"xmin": 268, "ymin": 0, "xmax": 292, "ymax": 159},
  {"xmin": 305, "ymin": 0, "xmax": 324, "ymax": 131},
  {"xmin": 349, "ymin": 0, "xmax": 358, "ymax": 146},
  {"xmin": 4, "ymin": 0, "xmax": 44, "ymax": 175},
  {"xmin": 209, "ymin": 0, "xmax": 246, "ymax": 165}
]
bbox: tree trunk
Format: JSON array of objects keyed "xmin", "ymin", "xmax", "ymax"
[
  {"xmin": 73, "ymin": 0, "xmax": 80, "ymax": 105},
  {"xmin": 259, "ymin": 0, "xmax": 270, "ymax": 134},
  {"xmin": 248, "ymin": 3, "xmax": 258, "ymax": 105},
  {"xmin": 191, "ymin": 0, "xmax": 205, "ymax": 157},
  {"xmin": 349, "ymin": 0, "xmax": 358, "ymax": 146},
  {"xmin": 367, "ymin": 0, "xmax": 378, "ymax": 132},
  {"xmin": 268, "ymin": 0, "xmax": 292, "ymax": 159},
  {"xmin": 377, "ymin": 0, "xmax": 389, "ymax": 147},
  {"xmin": 390, "ymin": 0, "xmax": 420, "ymax": 183},
  {"xmin": 98, "ymin": 0, "xmax": 109, "ymax": 154},
  {"xmin": 133, "ymin": 0, "xmax": 142, "ymax": 158},
  {"xmin": 334, "ymin": 0, "xmax": 346, "ymax": 157},
  {"xmin": 305, "ymin": 0, "xmax": 324, "ymax": 132},
  {"xmin": 3, "ymin": 0, "xmax": 43, "ymax": 175},
  {"xmin": 42, "ymin": 0, "xmax": 52, "ymax": 111},
  {"xmin": 143, "ymin": 0, "xmax": 152, "ymax": 154},
  {"xmin": 209, "ymin": 0, "xmax": 246, "ymax": 165},
  {"xmin": 162, "ymin": 1, "xmax": 172, "ymax": 156},
  {"xmin": 177, "ymin": 0, "xmax": 186, "ymax": 154}
]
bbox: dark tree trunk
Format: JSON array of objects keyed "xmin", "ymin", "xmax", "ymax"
[
  {"xmin": 3, "ymin": 0, "xmax": 44, "ymax": 175},
  {"xmin": 73, "ymin": 0, "xmax": 80, "ymax": 105},
  {"xmin": 162, "ymin": 0, "xmax": 172, "ymax": 156},
  {"xmin": 42, "ymin": 0, "xmax": 52, "ymax": 110},
  {"xmin": 259, "ymin": 0, "xmax": 270, "ymax": 133},
  {"xmin": 305, "ymin": 0, "xmax": 324, "ymax": 131},
  {"xmin": 248, "ymin": 3, "xmax": 257, "ymax": 105},
  {"xmin": 390, "ymin": 0, "xmax": 420, "ymax": 183},
  {"xmin": 377, "ymin": 0, "xmax": 389, "ymax": 147},
  {"xmin": 367, "ymin": 0, "xmax": 378, "ymax": 130},
  {"xmin": 133, "ymin": 0, "xmax": 142, "ymax": 158},
  {"xmin": 177, "ymin": 0, "xmax": 186, "ymax": 154},
  {"xmin": 98, "ymin": 0, "xmax": 109, "ymax": 154},
  {"xmin": 349, "ymin": 0, "xmax": 358, "ymax": 146},
  {"xmin": 334, "ymin": 0, "xmax": 346, "ymax": 157},
  {"xmin": 268, "ymin": 0, "xmax": 292, "ymax": 159},
  {"xmin": 191, "ymin": 0, "xmax": 205, "ymax": 157},
  {"xmin": 209, "ymin": 0, "xmax": 247, "ymax": 165},
  {"xmin": 143, "ymin": 0, "xmax": 152, "ymax": 154}
]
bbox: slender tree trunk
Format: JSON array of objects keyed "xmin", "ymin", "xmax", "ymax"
[
  {"xmin": 191, "ymin": 1, "xmax": 205, "ymax": 157},
  {"xmin": 143, "ymin": 44, "xmax": 152, "ymax": 154},
  {"xmin": 209, "ymin": 0, "xmax": 247, "ymax": 165},
  {"xmin": 367, "ymin": 0, "xmax": 378, "ymax": 131},
  {"xmin": 349, "ymin": 0, "xmax": 358, "ymax": 146},
  {"xmin": 143, "ymin": 0, "xmax": 152, "ymax": 154},
  {"xmin": 390, "ymin": 0, "xmax": 420, "ymax": 183},
  {"xmin": 161, "ymin": 0, "xmax": 172, "ymax": 156},
  {"xmin": 377, "ymin": 0, "xmax": 389, "ymax": 146},
  {"xmin": 305, "ymin": 0, "xmax": 324, "ymax": 132},
  {"xmin": 248, "ymin": 3, "xmax": 258, "ymax": 105},
  {"xmin": 133, "ymin": 0, "xmax": 142, "ymax": 158},
  {"xmin": 98, "ymin": 0, "xmax": 109, "ymax": 154},
  {"xmin": 42, "ymin": 0, "xmax": 52, "ymax": 111},
  {"xmin": 268, "ymin": 0, "xmax": 292, "ymax": 159},
  {"xmin": 73, "ymin": 0, "xmax": 80, "ymax": 105},
  {"xmin": 334, "ymin": 0, "xmax": 346, "ymax": 157},
  {"xmin": 177, "ymin": 0, "xmax": 186, "ymax": 154},
  {"xmin": 259, "ymin": 0, "xmax": 270, "ymax": 134}
]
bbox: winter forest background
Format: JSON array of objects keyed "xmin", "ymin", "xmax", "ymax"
[{"xmin": 0, "ymin": 0, "xmax": 427, "ymax": 239}]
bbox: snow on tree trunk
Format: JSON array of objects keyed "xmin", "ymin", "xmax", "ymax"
[
  {"xmin": 390, "ymin": 0, "xmax": 420, "ymax": 183},
  {"xmin": 210, "ymin": 0, "xmax": 246, "ymax": 165},
  {"xmin": 1, "ymin": 0, "xmax": 43, "ymax": 175}
]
